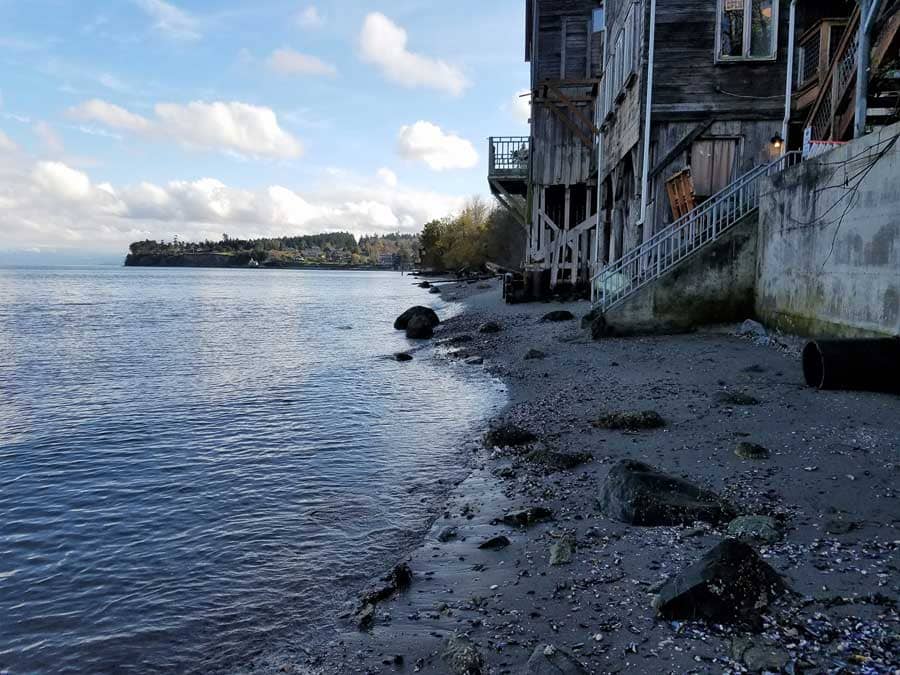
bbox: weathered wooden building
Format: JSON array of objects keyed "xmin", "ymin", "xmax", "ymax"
[
  {"xmin": 597, "ymin": 0, "xmax": 795, "ymax": 271},
  {"xmin": 489, "ymin": 0, "xmax": 604, "ymax": 289}
]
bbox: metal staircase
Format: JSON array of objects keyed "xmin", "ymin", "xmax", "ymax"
[{"xmin": 592, "ymin": 152, "xmax": 802, "ymax": 313}]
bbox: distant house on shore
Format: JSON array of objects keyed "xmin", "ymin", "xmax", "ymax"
[{"xmin": 378, "ymin": 253, "xmax": 396, "ymax": 268}]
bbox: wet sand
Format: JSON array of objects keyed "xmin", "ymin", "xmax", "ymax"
[{"xmin": 255, "ymin": 280, "xmax": 899, "ymax": 674}]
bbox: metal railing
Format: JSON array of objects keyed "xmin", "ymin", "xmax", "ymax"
[
  {"xmin": 488, "ymin": 136, "xmax": 530, "ymax": 176},
  {"xmin": 592, "ymin": 152, "xmax": 802, "ymax": 312}
]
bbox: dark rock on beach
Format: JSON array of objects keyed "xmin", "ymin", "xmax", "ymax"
[
  {"xmin": 653, "ymin": 539, "xmax": 786, "ymax": 623},
  {"xmin": 524, "ymin": 349, "xmax": 547, "ymax": 360},
  {"xmin": 484, "ymin": 423, "xmax": 536, "ymax": 448},
  {"xmin": 524, "ymin": 643, "xmax": 588, "ymax": 675},
  {"xmin": 406, "ymin": 315, "xmax": 435, "ymax": 339},
  {"xmin": 359, "ymin": 562, "xmax": 413, "ymax": 608},
  {"xmin": 580, "ymin": 308, "xmax": 602, "ymax": 330},
  {"xmin": 500, "ymin": 506, "xmax": 553, "ymax": 528},
  {"xmin": 429, "ymin": 286, "xmax": 441, "ymax": 294},
  {"xmin": 394, "ymin": 306, "xmax": 439, "ymax": 330},
  {"xmin": 735, "ymin": 442, "xmax": 771, "ymax": 460},
  {"xmin": 478, "ymin": 321, "xmax": 502, "ymax": 334},
  {"xmin": 594, "ymin": 410, "xmax": 666, "ymax": 431},
  {"xmin": 715, "ymin": 390, "xmax": 761, "ymax": 406},
  {"xmin": 394, "ymin": 352, "xmax": 413, "ymax": 362},
  {"xmin": 540, "ymin": 310, "xmax": 575, "ymax": 323},
  {"xmin": 437, "ymin": 526, "xmax": 459, "ymax": 543},
  {"xmin": 726, "ymin": 515, "xmax": 781, "ymax": 544},
  {"xmin": 598, "ymin": 460, "xmax": 736, "ymax": 526},
  {"xmin": 478, "ymin": 535, "xmax": 511, "ymax": 550},
  {"xmin": 549, "ymin": 534, "xmax": 575, "ymax": 565},
  {"xmin": 441, "ymin": 635, "xmax": 484, "ymax": 675},
  {"xmin": 731, "ymin": 636, "xmax": 791, "ymax": 672},
  {"xmin": 524, "ymin": 448, "xmax": 591, "ymax": 473}
]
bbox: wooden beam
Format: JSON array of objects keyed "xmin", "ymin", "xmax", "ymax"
[
  {"xmin": 537, "ymin": 78, "xmax": 601, "ymax": 86},
  {"xmin": 489, "ymin": 179, "xmax": 527, "ymax": 228},
  {"xmin": 560, "ymin": 17, "xmax": 567, "ymax": 80},
  {"xmin": 538, "ymin": 210, "xmax": 561, "ymax": 232},
  {"xmin": 540, "ymin": 98, "xmax": 594, "ymax": 149},
  {"xmin": 546, "ymin": 83, "xmax": 600, "ymax": 135},
  {"xmin": 648, "ymin": 118, "xmax": 715, "ymax": 179}
]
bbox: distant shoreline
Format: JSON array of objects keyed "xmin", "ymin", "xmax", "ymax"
[{"xmin": 123, "ymin": 254, "xmax": 406, "ymax": 272}]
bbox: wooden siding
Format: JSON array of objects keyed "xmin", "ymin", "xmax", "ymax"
[
  {"xmin": 532, "ymin": 86, "xmax": 597, "ymax": 185},
  {"xmin": 647, "ymin": 119, "xmax": 784, "ymax": 233},
  {"xmin": 651, "ymin": 0, "xmax": 790, "ymax": 117},
  {"xmin": 530, "ymin": 0, "xmax": 603, "ymax": 186}
]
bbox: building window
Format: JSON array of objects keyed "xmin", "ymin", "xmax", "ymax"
[
  {"xmin": 593, "ymin": 7, "xmax": 605, "ymax": 33},
  {"xmin": 716, "ymin": 0, "xmax": 778, "ymax": 61}
]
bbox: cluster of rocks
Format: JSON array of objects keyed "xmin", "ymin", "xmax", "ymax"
[{"xmin": 328, "ymin": 303, "xmax": 896, "ymax": 675}]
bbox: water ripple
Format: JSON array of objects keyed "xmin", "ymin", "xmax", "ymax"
[{"xmin": 0, "ymin": 267, "xmax": 505, "ymax": 674}]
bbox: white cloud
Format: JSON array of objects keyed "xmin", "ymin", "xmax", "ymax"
[
  {"xmin": 68, "ymin": 99, "xmax": 303, "ymax": 159},
  {"xmin": 34, "ymin": 121, "xmax": 65, "ymax": 154},
  {"xmin": 359, "ymin": 13, "xmax": 469, "ymax": 97},
  {"xmin": 134, "ymin": 0, "xmax": 201, "ymax": 40},
  {"xmin": 267, "ymin": 48, "xmax": 337, "ymax": 77},
  {"xmin": 296, "ymin": 6, "xmax": 324, "ymax": 29},
  {"xmin": 512, "ymin": 89, "xmax": 531, "ymax": 125},
  {"xmin": 0, "ymin": 129, "xmax": 16, "ymax": 152},
  {"xmin": 397, "ymin": 121, "xmax": 478, "ymax": 171},
  {"xmin": 32, "ymin": 161, "xmax": 93, "ymax": 202},
  {"xmin": 0, "ymin": 149, "xmax": 465, "ymax": 253},
  {"xmin": 377, "ymin": 167, "xmax": 398, "ymax": 187},
  {"xmin": 69, "ymin": 99, "xmax": 152, "ymax": 133}
]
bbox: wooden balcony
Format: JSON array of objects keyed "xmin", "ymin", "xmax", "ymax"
[
  {"xmin": 489, "ymin": 137, "xmax": 530, "ymax": 179},
  {"xmin": 487, "ymin": 136, "xmax": 530, "ymax": 228}
]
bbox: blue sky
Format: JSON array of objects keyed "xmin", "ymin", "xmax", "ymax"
[{"xmin": 0, "ymin": 0, "xmax": 530, "ymax": 255}]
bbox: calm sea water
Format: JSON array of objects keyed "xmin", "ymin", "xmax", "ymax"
[{"xmin": 0, "ymin": 267, "xmax": 505, "ymax": 674}]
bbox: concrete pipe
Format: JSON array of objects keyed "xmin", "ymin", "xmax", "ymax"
[{"xmin": 802, "ymin": 338, "xmax": 900, "ymax": 393}]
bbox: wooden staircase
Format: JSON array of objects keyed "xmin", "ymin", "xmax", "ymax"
[{"xmin": 805, "ymin": 5, "xmax": 900, "ymax": 142}]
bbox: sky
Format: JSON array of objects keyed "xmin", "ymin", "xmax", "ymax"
[{"xmin": 0, "ymin": 0, "xmax": 531, "ymax": 259}]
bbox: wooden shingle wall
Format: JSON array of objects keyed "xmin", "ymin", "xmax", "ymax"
[{"xmin": 531, "ymin": 0, "xmax": 603, "ymax": 187}]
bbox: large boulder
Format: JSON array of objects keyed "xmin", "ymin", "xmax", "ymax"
[
  {"xmin": 524, "ymin": 644, "xmax": 588, "ymax": 674},
  {"xmin": 394, "ymin": 306, "xmax": 439, "ymax": 330},
  {"xmin": 652, "ymin": 540, "xmax": 786, "ymax": 623},
  {"xmin": 598, "ymin": 460, "xmax": 736, "ymax": 526},
  {"xmin": 406, "ymin": 314, "xmax": 435, "ymax": 339}
]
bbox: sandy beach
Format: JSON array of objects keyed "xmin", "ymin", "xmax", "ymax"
[{"xmin": 263, "ymin": 280, "xmax": 898, "ymax": 674}]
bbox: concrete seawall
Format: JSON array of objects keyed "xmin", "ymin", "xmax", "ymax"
[{"xmin": 756, "ymin": 122, "xmax": 900, "ymax": 338}]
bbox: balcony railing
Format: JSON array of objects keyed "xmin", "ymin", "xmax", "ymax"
[
  {"xmin": 795, "ymin": 18, "xmax": 850, "ymax": 92},
  {"xmin": 488, "ymin": 136, "xmax": 530, "ymax": 178},
  {"xmin": 805, "ymin": 7, "xmax": 860, "ymax": 141}
]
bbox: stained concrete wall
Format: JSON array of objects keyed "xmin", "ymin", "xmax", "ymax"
[
  {"xmin": 604, "ymin": 212, "xmax": 759, "ymax": 333},
  {"xmin": 756, "ymin": 123, "xmax": 900, "ymax": 338}
]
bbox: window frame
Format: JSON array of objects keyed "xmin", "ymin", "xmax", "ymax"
[{"xmin": 715, "ymin": 0, "xmax": 780, "ymax": 63}]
